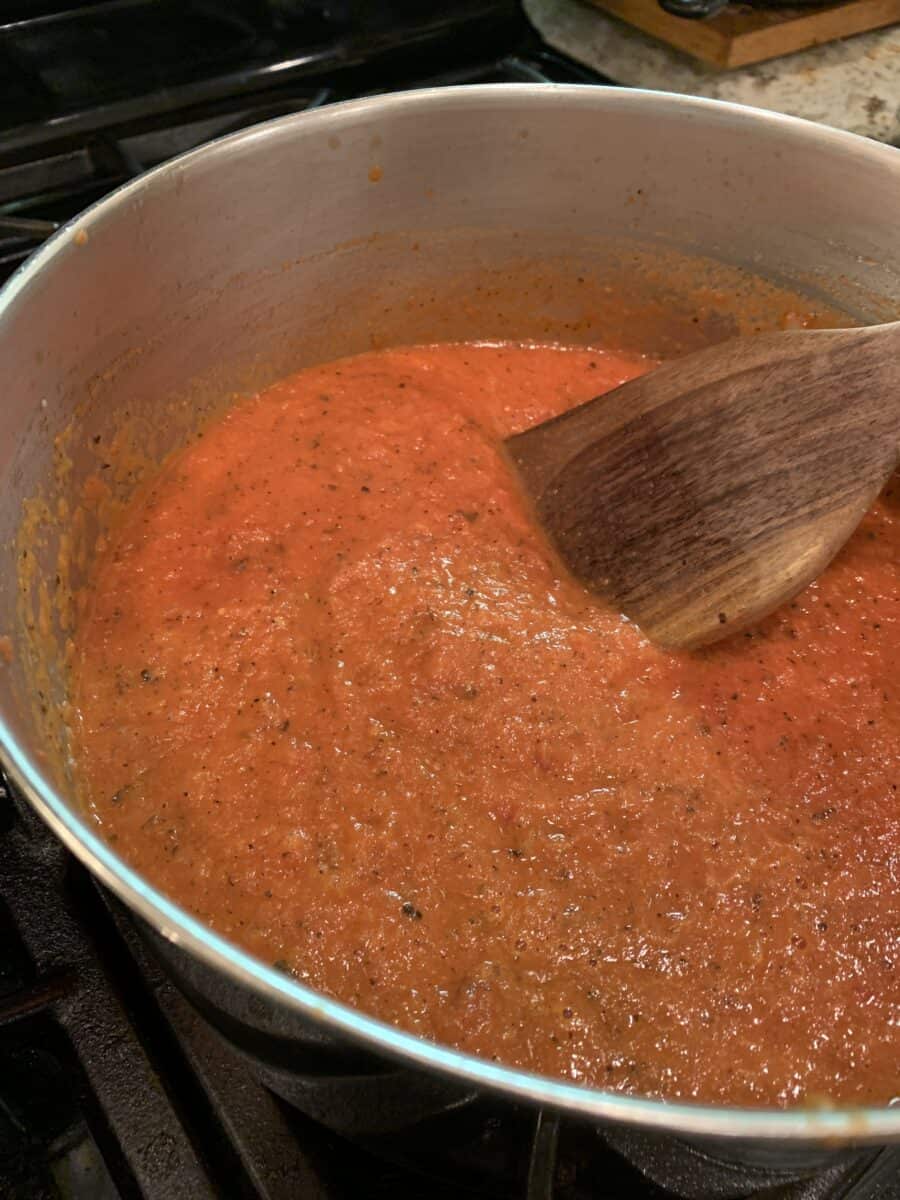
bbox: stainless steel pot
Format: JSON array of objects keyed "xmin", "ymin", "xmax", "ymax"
[{"xmin": 1, "ymin": 85, "xmax": 898, "ymax": 1153}]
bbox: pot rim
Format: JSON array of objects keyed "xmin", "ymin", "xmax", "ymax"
[{"xmin": 2, "ymin": 83, "xmax": 898, "ymax": 1144}]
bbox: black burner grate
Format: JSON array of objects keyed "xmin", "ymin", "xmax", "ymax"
[{"xmin": 0, "ymin": 0, "xmax": 606, "ymax": 285}]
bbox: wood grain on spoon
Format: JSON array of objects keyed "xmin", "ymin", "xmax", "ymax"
[{"xmin": 505, "ymin": 325, "xmax": 900, "ymax": 649}]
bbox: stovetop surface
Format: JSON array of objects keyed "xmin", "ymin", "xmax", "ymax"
[
  {"xmin": 2, "ymin": 4, "xmax": 900, "ymax": 1199},
  {"xmin": 0, "ymin": 0, "xmax": 604, "ymax": 285}
]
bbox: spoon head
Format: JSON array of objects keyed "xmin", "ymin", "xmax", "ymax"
[{"xmin": 506, "ymin": 327, "xmax": 900, "ymax": 649}]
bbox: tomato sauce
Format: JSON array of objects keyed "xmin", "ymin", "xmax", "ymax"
[{"xmin": 71, "ymin": 343, "xmax": 900, "ymax": 1107}]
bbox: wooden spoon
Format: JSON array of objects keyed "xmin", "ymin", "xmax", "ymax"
[{"xmin": 505, "ymin": 324, "xmax": 900, "ymax": 650}]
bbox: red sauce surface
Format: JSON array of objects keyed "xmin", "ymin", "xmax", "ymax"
[{"xmin": 71, "ymin": 343, "xmax": 900, "ymax": 1107}]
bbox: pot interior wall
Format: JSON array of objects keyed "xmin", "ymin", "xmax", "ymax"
[{"xmin": 1, "ymin": 225, "xmax": 862, "ymax": 791}]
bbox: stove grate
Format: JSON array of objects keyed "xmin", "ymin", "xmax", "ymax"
[{"xmin": 0, "ymin": 0, "xmax": 606, "ymax": 285}]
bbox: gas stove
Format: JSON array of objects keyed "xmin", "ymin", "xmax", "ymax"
[{"xmin": 2, "ymin": 4, "xmax": 899, "ymax": 1199}]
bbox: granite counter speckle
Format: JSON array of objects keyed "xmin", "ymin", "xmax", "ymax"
[{"xmin": 525, "ymin": 0, "xmax": 900, "ymax": 142}]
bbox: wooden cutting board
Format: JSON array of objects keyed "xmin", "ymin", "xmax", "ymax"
[{"xmin": 586, "ymin": 0, "xmax": 900, "ymax": 67}]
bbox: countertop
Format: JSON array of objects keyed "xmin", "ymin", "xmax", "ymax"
[{"xmin": 525, "ymin": 0, "xmax": 900, "ymax": 142}]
